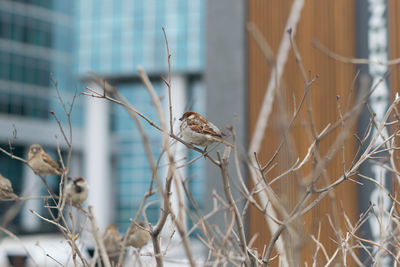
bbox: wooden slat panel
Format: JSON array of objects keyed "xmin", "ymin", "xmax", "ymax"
[
  {"xmin": 388, "ymin": 0, "xmax": 400, "ymax": 225},
  {"xmin": 248, "ymin": 1, "xmax": 357, "ymax": 265},
  {"xmin": 389, "ymin": 1, "xmax": 400, "ymax": 95}
]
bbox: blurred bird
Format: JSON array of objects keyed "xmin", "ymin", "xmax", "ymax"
[
  {"xmin": 179, "ymin": 111, "xmax": 233, "ymax": 148},
  {"xmin": 28, "ymin": 144, "xmax": 61, "ymax": 176},
  {"xmin": 0, "ymin": 173, "xmax": 18, "ymax": 200},
  {"xmin": 65, "ymin": 177, "xmax": 88, "ymax": 206},
  {"xmin": 125, "ymin": 221, "xmax": 151, "ymax": 249},
  {"xmin": 103, "ymin": 224, "xmax": 123, "ymax": 265}
]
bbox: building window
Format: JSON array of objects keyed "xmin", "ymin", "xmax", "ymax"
[
  {"xmin": 112, "ymin": 81, "xmax": 163, "ymax": 231},
  {"xmin": 10, "ymin": 0, "xmax": 54, "ymax": 11},
  {"xmin": 111, "ymin": 77, "xmax": 206, "ymax": 234},
  {"xmin": 0, "ymin": 145, "xmax": 61, "ymax": 234},
  {"xmin": 0, "ymin": 145, "xmax": 24, "ymax": 233},
  {"xmin": 0, "ymin": 50, "xmax": 51, "ymax": 87},
  {"xmin": 0, "ymin": 90, "xmax": 50, "ymax": 119},
  {"xmin": 0, "ymin": 11, "xmax": 53, "ymax": 48}
]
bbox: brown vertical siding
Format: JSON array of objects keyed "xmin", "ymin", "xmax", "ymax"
[
  {"xmin": 388, "ymin": 0, "xmax": 400, "ymax": 231},
  {"xmin": 389, "ymin": 0, "xmax": 400, "ymax": 91},
  {"xmin": 248, "ymin": 1, "xmax": 357, "ymax": 265},
  {"xmin": 389, "ymin": 2, "xmax": 400, "ymax": 106}
]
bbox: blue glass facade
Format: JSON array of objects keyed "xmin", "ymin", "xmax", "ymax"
[
  {"xmin": 111, "ymin": 79, "xmax": 206, "ymax": 231},
  {"xmin": 75, "ymin": 0, "xmax": 206, "ymax": 231},
  {"xmin": 0, "ymin": 1, "xmax": 81, "ymax": 124},
  {"xmin": 75, "ymin": 0, "xmax": 204, "ymax": 76},
  {"xmin": 0, "ymin": 1, "xmax": 79, "ymax": 233},
  {"xmin": 112, "ymin": 82, "xmax": 163, "ymax": 229}
]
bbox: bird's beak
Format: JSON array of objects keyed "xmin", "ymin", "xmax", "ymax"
[{"xmin": 179, "ymin": 117, "xmax": 183, "ymax": 121}]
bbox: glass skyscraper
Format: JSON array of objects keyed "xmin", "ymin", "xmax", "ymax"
[
  {"xmin": 0, "ymin": 1, "xmax": 81, "ymax": 123},
  {"xmin": 0, "ymin": 0, "xmax": 206, "ymax": 244},
  {"xmin": 0, "ymin": 0, "xmax": 83, "ymax": 234},
  {"xmin": 75, "ymin": 0, "xmax": 206, "ymax": 232}
]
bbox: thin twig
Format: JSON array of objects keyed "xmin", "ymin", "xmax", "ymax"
[
  {"xmin": 88, "ymin": 206, "xmax": 111, "ymax": 267},
  {"xmin": 217, "ymin": 147, "xmax": 251, "ymax": 266},
  {"xmin": 162, "ymin": 27, "xmax": 173, "ymax": 135}
]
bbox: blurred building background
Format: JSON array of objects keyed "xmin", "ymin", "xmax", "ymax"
[
  {"xmin": 0, "ymin": 0, "xmax": 84, "ymax": 236},
  {"xmin": 74, "ymin": 0, "xmax": 206, "ymax": 232},
  {"xmin": 0, "ymin": 0, "xmax": 209, "ymax": 265},
  {"xmin": 0, "ymin": 0, "xmax": 399, "ymax": 266}
]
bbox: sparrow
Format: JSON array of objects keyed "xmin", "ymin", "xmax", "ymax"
[
  {"xmin": 179, "ymin": 111, "xmax": 233, "ymax": 148},
  {"xmin": 0, "ymin": 173, "xmax": 18, "ymax": 200},
  {"xmin": 28, "ymin": 144, "xmax": 61, "ymax": 176},
  {"xmin": 65, "ymin": 177, "xmax": 88, "ymax": 206},
  {"xmin": 125, "ymin": 221, "xmax": 151, "ymax": 249},
  {"xmin": 103, "ymin": 224, "xmax": 123, "ymax": 265}
]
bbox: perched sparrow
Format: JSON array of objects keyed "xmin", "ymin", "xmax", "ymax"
[
  {"xmin": 125, "ymin": 221, "xmax": 150, "ymax": 249},
  {"xmin": 103, "ymin": 224, "xmax": 123, "ymax": 265},
  {"xmin": 28, "ymin": 144, "xmax": 61, "ymax": 176},
  {"xmin": 179, "ymin": 111, "xmax": 233, "ymax": 148},
  {"xmin": 65, "ymin": 177, "xmax": 88, "ymax": 206},
  {"xmin": 0, "ymin": 173, "xmax": 18, "ymax": 200}
]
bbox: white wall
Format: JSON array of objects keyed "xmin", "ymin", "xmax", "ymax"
[
  {"xmin": 85, "ymin": 82, "xmax": 112, "ymax": 232},
  {"xmin": 163, "ymin": 75, "xmax": 187, "ymax": 235}
]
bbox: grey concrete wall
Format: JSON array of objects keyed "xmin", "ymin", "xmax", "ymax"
[{"xmin": 205, "ymin": 0, "xmax": 247, "ymax": 230}]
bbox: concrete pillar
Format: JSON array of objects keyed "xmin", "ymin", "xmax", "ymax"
[
  {"xmin": 163, "ymin": 75, "xmax": 187, "ymax": 234},
  {"xmin": 85, "ymin": 82, "xmax": 112, "ymax": 231},
  {"xmin": 205, "ymin": 0, "xmax": 247, "ymax": 231}
]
